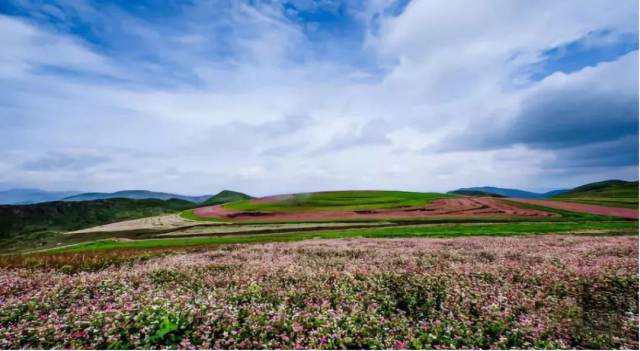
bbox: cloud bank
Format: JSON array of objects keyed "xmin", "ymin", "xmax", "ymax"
[{"xmin": 0, "ymin": 0, "xmax": 637, "ymax": 195}]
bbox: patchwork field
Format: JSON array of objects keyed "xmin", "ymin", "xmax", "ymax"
[
  {"xmin": 192, "ymin": 191, "xmax": 559, "ymax": 222},
  {"xmin": 1, "ymin": 188, "xmax": 637, "ymax": 350},
  {"xmin": 1, "ymin": 236, "xmax": 637, "ymax": 349},
  {"xmin": 4, "ymin": 190, "xmax": 631, "ymax": 254}
]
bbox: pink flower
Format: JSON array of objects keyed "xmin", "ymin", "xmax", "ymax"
[
  {"xmin": 394, "ymin": 340, "xmax": 408, "ymax": 349},
  {"xmin": 179, "ymin": 338, "xmax": 194, "ymax": 349},
  {"xmin": 71, "ymin": 331, "xmax": 87, "ymax": 338}
]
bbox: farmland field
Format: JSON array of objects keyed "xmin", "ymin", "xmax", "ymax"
[
  {"xmin": 1, "ymin": 191, "xmax": 637, "ymax": 254},
  {"xmin": 1, "ymin": 236, "xmax": 637, "ymax": 349},
  {"xmin": 224, "ymin": 191, "xmax": 450, "ymax": 212},
  {"xmin": 192, "ymin": 191, "xmax": 560, "ymax": 222},
  {"xmin": 3, "ymin": 1, "xmax": 638, "ymax": 349},
  {"xmin": 0, "ymin": 190, "xmax": 638, "ymax": 350}
]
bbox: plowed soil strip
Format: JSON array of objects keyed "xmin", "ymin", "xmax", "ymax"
[
  {"xmin": 508, "ymin": 198, "xmax": 639, "ymax": 219},
  {"xmin": 193, "ymin": 197, "xmax": 557, "ymax": 222}
]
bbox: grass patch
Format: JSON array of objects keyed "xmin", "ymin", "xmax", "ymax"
[
  {"xmin": 224, "ymin": 191, "xmax": 451, "ymax": 212},
  {"xmin": 179, "ymin": 209, "xmax": 229, "ymax": 222}
]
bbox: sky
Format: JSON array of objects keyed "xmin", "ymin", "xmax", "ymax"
[{"xmin": 0, "ymin": 0, "xmax": 638, "ymax": 196}]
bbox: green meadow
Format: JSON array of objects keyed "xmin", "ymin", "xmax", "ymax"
[{"xmin": 224, "ymin": 190, "xmax": 450, "ymax": 212}]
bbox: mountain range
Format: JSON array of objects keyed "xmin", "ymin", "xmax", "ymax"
[
  {"xmin": 448, "ymin": 186, "xmax": 568, "ymax": 199},
  {"xmin": 0, "ymin": 188, "xmax": 82, "ymax": 205},
  {"xmin": 2, "ymin": 179, "xmax": 635, "ymax": 205},
  {"xmin": 0, "ymin": 189, "xmax": 252, "ymax": 205},
  {"xmin": 62, "ymin": 190, "xmax": 213, "ymax": 203}
]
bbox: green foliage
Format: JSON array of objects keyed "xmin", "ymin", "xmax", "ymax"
[
  {"xmin": 202, "ymin": 190, "xmax": 252, "ymax": 205},
  {"xmin": 225, "ymin": 191, "xmax": 451, "ymax": 212},
  {"xmin": 179, "ymin": 209, "xmax": 229, "ymax": 222},
  {"xmin": 0, "ymin": 198, "xmax": 197, "ymax": 240}
]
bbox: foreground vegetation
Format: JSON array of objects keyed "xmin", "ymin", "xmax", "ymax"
[{"xmin": 1, "ymin": 236, "xmax": 636, "ymax": 349}]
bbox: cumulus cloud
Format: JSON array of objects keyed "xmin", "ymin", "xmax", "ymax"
[{"xmin": 0, "ymin": 0, "xmax": 637, "ymax": 194}]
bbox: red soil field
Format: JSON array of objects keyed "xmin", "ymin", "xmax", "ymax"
[
  {"xmin": 508, "ymin": 198, "xmax": 639, "ymax": 219},
  {"xmin": 193, "ymin": 197, "xmax": 557, "ymax": 222}
]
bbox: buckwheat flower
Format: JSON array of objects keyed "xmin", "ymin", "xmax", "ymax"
[
  {"xmin": 394, "ymin": 340, "xmax": 408, "ymax": 349},
  {"xmin": 179, "ymin": 338, "xmax": 194, "ymax": 349},
  {"xmin": 71, "ymin": 330, "xmax": 87, "ymax": 338}
]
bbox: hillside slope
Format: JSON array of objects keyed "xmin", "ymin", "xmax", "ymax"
[
  {"xmin": 552, "ymin": 179, "xmax": 638, "ymax": 208},
  {"xmin": 0, "ymin": 198, "xmax": 197, "ymax": 252}
]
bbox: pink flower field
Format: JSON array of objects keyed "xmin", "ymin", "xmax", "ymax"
[{"xmin": 0, "ymin": 236, "xmax": 638, "ymax": 349}]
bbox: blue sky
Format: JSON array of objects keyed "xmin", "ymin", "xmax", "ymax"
[{"xmin": 0, "ymin": 0, "xmax": 637, "ymax": 195}]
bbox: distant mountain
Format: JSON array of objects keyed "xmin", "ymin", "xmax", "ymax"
[
  {"xmin": 0, "ymin": 188, "xmax": 82, "ymax": 205},
  {"xmin": 448, "ymin": 190, "xmax": 506, "ymax": 197},
  {"xmin": 202, "ymin": 190, "xmax": 252, "ymax": 205},
  {"xmin": 552, "ymin": 179, "xmax": 638, "ymax": 208},
  {"xmin": 448, "ymin": 186, "xmax": 568, "ymax": 199},
  {"xmin": 63, "ymin": 190, "xmax": 212, "ymax": 203}
]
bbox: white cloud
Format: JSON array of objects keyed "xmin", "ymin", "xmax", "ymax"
[
  {"xmin": 0, "ymin": 0, "xmax": 637, "ymax": 194},
  {"xmin": 0, "ymin": 15, "xmax": 118, "ymax": 79}
]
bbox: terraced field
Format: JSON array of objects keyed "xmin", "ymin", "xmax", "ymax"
[
  {"xmin": 192, "ymin": 191, "xmax": 558, "ymax": 222},
  {"xmin": 6, "ymin": 191, "xmax": 620, "ymax": 253}
]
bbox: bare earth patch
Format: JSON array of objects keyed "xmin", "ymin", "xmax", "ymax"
[{"xmin": 66, "ymin": 214, "xmax": 219, "ymax": 235}]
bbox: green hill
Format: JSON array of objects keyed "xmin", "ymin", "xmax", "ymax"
[
  {"xmin": 202, "ymin": 190, "xmax": 252, "ymax": 205},
  {"xmin": 224, "ymin": 190, "xmax": 450, "ymax": 212},
  {"xmin": 0, "ymin": 198, "xmax": 197, "ymax": 252},
  {"xmin": 552, "ymin": 179, "xmax": 638, "ymax": 208}
]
